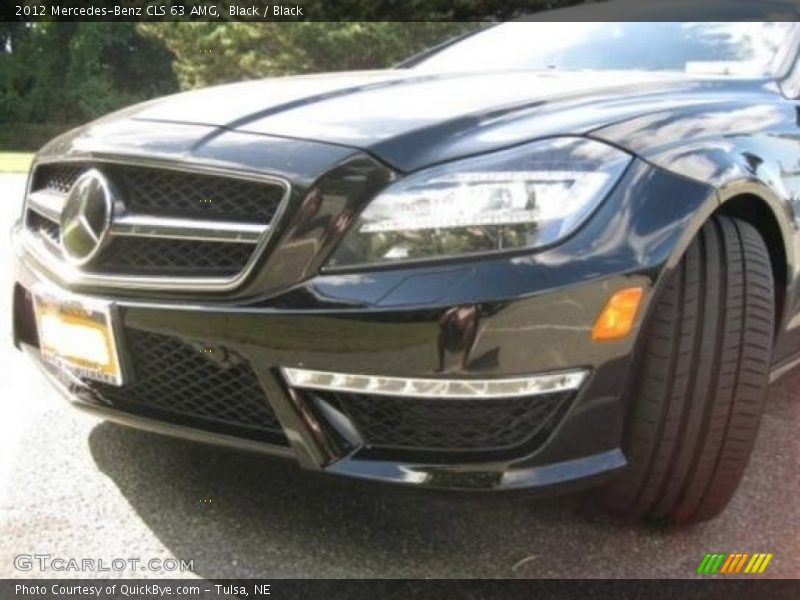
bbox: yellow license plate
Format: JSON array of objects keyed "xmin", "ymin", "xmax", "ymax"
[{"xmin": 33, "ymin": 289, "xmax": 123, "ymax": 386}]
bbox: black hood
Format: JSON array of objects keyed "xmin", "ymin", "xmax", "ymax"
[{"xmin": 84, "ymin": 69, "xmax": 775, "ymax": 172}]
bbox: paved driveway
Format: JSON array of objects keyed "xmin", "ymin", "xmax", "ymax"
[{"xmin": 1, "ymin": 173, "xmax": 798, "ymax": 579}]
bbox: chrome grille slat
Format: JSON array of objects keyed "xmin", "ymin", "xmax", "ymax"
[
  {"xmin": 22, "ymin": 158, "xmax": 290, "ymax": 291},
  {"xmin": 111, "ymin": 214, "xmax": 266, "ymax": 244},
  {"xmin": 26, "ymin": 190, "xmax": 65, "ymax": 222},
  {"xmin": 26, "ymin": 211, "xmax": 61, "ymax": 246}
]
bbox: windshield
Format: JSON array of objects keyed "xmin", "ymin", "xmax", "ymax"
[{"xmin": 416, "ymin": 22, "xmax": 797, "ymax": 78}]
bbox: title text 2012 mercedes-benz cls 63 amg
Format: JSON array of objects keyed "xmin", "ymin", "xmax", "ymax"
[{"xmin": 12, "ymin": 21, "xmax": 800, "ymax": 523}]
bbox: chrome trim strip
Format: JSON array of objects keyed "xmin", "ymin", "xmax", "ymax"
[
  {"xmin": 22, "ymin": 154, "xmax": 292, "ymax": 292},
  {"xmin": 26, "ymin": 190, "xmax": 64, "ymax": 223},
  {"xmin": 22, "ymin": 228, "xmax": 261, "ymax": 291},
  {"xmin": 111, "ymin": 215, "xmax": 266, "ymax": 244},
  {"xmin": 282, "ymin": 367, "xmax": 589, "ymax": 399}
]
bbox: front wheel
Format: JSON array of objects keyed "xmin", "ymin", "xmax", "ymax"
[{"xmin": 599, "ymin": 215, "xmax": 775, "ymax": 524}]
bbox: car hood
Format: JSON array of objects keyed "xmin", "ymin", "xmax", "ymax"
[{"xmin": 111, "ymin": 69, "xmax": 769, "ymax": 172}]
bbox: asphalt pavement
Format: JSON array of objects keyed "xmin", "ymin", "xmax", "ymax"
[{"xmin": 0, "ymin": 173, "xmax": 798, "ymax": 579}]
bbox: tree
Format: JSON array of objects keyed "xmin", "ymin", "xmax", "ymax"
[{"xmin": 0, "ymin": 22, "xmax": 177, "ymax": 123}]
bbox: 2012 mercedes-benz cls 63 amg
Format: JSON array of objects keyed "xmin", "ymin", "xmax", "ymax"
[{"xmin": 12, "ymin": 21, "xmax": 800, "ymax": 523}]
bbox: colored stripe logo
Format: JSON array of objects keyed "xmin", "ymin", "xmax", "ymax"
[{"xmin": 697, "ymin": 553, "xmax": 773, "ymax": 574}]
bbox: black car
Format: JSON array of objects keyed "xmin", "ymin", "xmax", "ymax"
[{"xmin": 12, "ymin": 21, "xmax": 800, "ymax": 524}]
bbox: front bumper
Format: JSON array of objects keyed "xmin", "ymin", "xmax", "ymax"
[
  {"xmin": 12, "ymin": 158, "xmax": 718, "ymax": 492},
  {"xmin": 27, "ymin": 348, "xmax": 626, "ymax": 492},
  {"xmin": 13, "ymin": 260, "xmax": 634, "ymax": 492}
]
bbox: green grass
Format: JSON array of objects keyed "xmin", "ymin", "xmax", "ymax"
[{"xmin": 0, "ymin": 153, "xmax": 34, "ymax": 173}]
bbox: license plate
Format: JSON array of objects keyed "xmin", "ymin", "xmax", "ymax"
[{"xmin": 32, "ymin": 287, "xmax": 124, "ymax": 386}]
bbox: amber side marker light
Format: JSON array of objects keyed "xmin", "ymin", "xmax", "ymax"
[{"xmin": 592, "ymin": 287, "xmax": 644, "ymax": 341}]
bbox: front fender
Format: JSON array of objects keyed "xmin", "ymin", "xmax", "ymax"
[{"xmin": 592, "ymin": 98, "xmax": 800, "ymax": 363}]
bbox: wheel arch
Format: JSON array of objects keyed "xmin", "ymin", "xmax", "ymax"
[
  {"xmin": 715, "ymin": 190, "xmax": 791, "ymax": 337},
  {"xmin": 649, "ymin": 177, "xmax": 794, "ymax": 346}
]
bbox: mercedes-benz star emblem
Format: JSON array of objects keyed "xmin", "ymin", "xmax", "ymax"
[{"xmin": 59, "ymin": 169, "xmax": 115, "ymax": 266}]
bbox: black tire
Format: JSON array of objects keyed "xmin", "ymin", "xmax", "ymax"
[{"xmin": 599, "ymin": 215, "xmax": 775, "ymax": 524}]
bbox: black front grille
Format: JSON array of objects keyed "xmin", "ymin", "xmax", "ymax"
[
  {"xmin": 112, "ymin": 165, "xmax": 285, "ymax": 224},
  {"xmin": 27, "ymin": 162, "xmax": 287, "ymax": 282},
  {"xmin": 32, "ymin": 163, "xmax": 285, "ymax": 225},
  {"xmin": 33, "ymin": 163, "xmax": 85, "ymax": 194},
  {"xmin": 88, "ymin": 328, "xmax": 286, "ymax": 444},
  {"xmin": 94, "ymin": 237, "xmax": 256, "ymax": 277},
  {"xmin": 315, "ymin": 390, "xmax": 571, "ymax": 458}
]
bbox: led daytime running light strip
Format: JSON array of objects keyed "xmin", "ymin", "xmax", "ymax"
[{"xmin": 282, "ymin": 367, "xmax": 589, "ymax": 399}]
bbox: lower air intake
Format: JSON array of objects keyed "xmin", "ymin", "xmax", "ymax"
[
  {"xmin": 87, "ymin": 328, "xmax": 286, "ymax": 444},
  {"xmin": 309, "ymin": 390, "xmax": 572, "ymax": 459}
]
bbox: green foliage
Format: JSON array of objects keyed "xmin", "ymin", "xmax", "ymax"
[
  {"xmin": 0, "ymin": 22, "xmax": 177, "ymax": 124},
  {"xmin": 206, "ymin": 0, "xmax": 581, "ymax": 21},
  {"xmin": 0, "ymin": 123, "xmax": 79, "ymax": 152}
]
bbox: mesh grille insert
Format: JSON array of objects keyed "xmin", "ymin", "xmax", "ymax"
[
  {"xmin": 88, "ymin": 328, "xmax": 285, "ymax": 444},
  {"xmin": 322, "ymin": 390, "xmax": 570, "ymax": 455},
  {"xmin": 94, "ymin": 237, "xmax": 256, "ymax": 277},
  {"xmin": 112, "ymin": 165, "xmax": 284, "ymax": 225},
  {"xmin": 33, "ymin": 164, "xmax": 86, "ymax": 194},
  {"xmin": 32, "ymin": 163, "xmax": 285, "ymax": 225}
]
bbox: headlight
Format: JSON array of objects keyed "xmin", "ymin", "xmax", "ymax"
[{"xmin": 327, "ymin": 137, "xmax": 631, "ymax": 268}]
